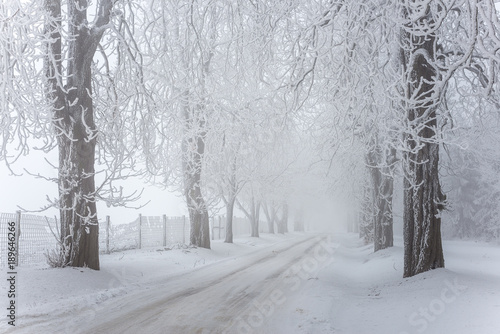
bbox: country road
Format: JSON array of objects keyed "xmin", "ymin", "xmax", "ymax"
[{"xmin": 11, "ymin": 234, "xmax": 338, "ymax": 334}]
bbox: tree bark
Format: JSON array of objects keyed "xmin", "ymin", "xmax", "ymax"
[
  {"xmin": 224, "ymin": 197, "xmax": 235, "ymax": 243},
  {"xmin": 359, "ymin": 182, "xmax": 373, "ymax": 244},
  {"xmin": 262, "ymin": 201, "xmax": 276, "ymax": 234},
  {"xmin": 182, "ymin": 119, "xmax": 211, "ymax": 249},
  {"xmin": 44, "ymin": 0, "xmax": 113, "ymax": 270},
  {"xmin": 372, "ymin": 166, "xmax": 394, "ymax": 252},
  {"xmin": 401, "ymin": 2, "xmax": 445, "ymax": 277},
  {"xmin": 368, "ymin": 146, "xmax": 395, "ymax": 252},
  {"xmin": 224, "ymin": 152, "xmax": 239, "ymax": 243}
]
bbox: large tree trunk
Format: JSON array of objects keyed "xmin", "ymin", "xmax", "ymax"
[
  {"xmin": 44, "ymin": 0, "xmax": 113, "ymax": 270},
  {"xmin": 178, "ymin": 2, "xmax": 214, "ymax": 249},
  {"xmin": 368, "ymin": 146, "xmax": 395, "ymax": 252},
  {"xmin": 401, "ymin": 2, "xmax": 445, "ymax": 277},
  {"xmin": 403, "ymin": 145, "xmax": 445, "ymax": 277},
  {"xmin": 182, "ymin": 119, "xmax": 211, "ymax": 249}
]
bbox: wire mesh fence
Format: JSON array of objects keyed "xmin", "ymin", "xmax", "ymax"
[
  {"xmin": 0, "ymin": 212, "xmax": 59, "ymax": 267},
  {"xmin": 0, "ymin": 212, "xmax": 252, "ymax": 267},
  {"xmin": 102, "ymin": 215, "xmax": 189, "ymax": 253},
  {"xmin": 210, "ymin": 216, "xmax": 251, "ymax": 240}
]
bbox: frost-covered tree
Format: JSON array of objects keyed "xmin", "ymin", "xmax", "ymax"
[
  {"xmin": 338, "ymin": 1, "xmax": 399, "ymax": 252},
  {"xmin": 288, "ymin": 0, "xmax": 399, "ymax": 250},
  {"xmin": 282, "ymin": 0, "xmax": 500, "ymax": 273},
  {"xmin": 132, "ymin": 0, "xmax": 221, "ymax": 248},
  {"xmin": 399, "ymin": 0, "xmax": 447, "ymax": 278},
  {"xmin": 198, "ymin": 0, "xmax": 291, "ymax": 243},
  {"xmin": 43, "ymin": 0, "xmax": 116, "ymax": 269},
  {"xmin": 135, "ymin": 0, "xmax": 275, "ymax": 248},
  {"xmin": 1, "ymin": 0, "xmax": 153, "ymax": 269},
  {"xmin": 206, "ymin": 111, "xmax": 262, "ymax": 243},
  {"xmin": 399, "ymin": 0, "xmax": 500, "ymax": 277}
]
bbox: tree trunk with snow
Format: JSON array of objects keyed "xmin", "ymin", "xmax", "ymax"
[
  {"xmin": 251, "ymin": 200, "xmax": 260, "ymax": 237},
  {"xmin": 359, "ymin": 183, "xmax": 374, "ymax": 244},
  {"xmin": 236, "ymin": 197, "xmax": 260, "ymax": 237},
  {"xmin": 224, "ymin": 196, "xmax": 235, "ymax": 243},
  {"xmin": 401, "ymin": 2, "xmax": 445, "ymax": 277},
  {"xmin": 368, "ymin": 146, "xmax": 395, "ymax": 252},
  {"xmin": 182, "ymin": 109, "xmax": 210, "ymax": 249},
  {"xmin": 262, "ymin": 201, "xmax": 276, "ymax": 234},
  {"xmin": 224, "ymin": 152, "xmax": 240, "ymax": 243},
  {"xmin": 373, "ymin": 169, "xmax": 394, "ymax": 252},
  {"xmin": 44, "ymin": 0, "xmax": 114, "ymax": 270}
]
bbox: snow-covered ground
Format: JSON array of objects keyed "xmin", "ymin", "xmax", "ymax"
[
  {"xmin": 267, "ymin": 235, "xmax": 500, "ymax": 334},
  {"xmin": 1, "ymin": 232, "xmax": 499, "ymax": 333}
]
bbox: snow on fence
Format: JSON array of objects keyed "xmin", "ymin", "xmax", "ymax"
[
  {"xmin": 0, "ymin": 212, "xmax": 252, "ymax": 267},
  {"xmin": 0, "ymin": 212, "xmax": 58, "ymax": 267},
  {"xmin": 115, "ymin": 215, "xmax": 190, "ymax": 252},
  {"xmin": 210, "ymin": 216, "xmax": 251, "ymax": 240}
]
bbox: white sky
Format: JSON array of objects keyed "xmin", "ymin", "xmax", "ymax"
[{"xmin": 0, "ymin": 151, "xmax": 188, "ymax": 225}]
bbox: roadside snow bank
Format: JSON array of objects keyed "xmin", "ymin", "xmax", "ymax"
[{"xmin": 268, "ymin": 233, "xmax": 500, "ymax": 334}]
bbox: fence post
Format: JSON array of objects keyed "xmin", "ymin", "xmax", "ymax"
[
  {"xmin": 106, "ymin": 216, "xmax": 110, "ymax": 254},
  {"xmin": 182, "ymin": 215, "xmax": 186, "ymax": 244},
  {"xmin": 138, "ymin": 214, "xmax": 142, "ymax": 249},
  {"xmin": 15, "ymin": 210, "xmax": 21, "ymax": 267},
  {"xmin": 163, "ymin": 214, "xmax": 167, "ymax": 247}
]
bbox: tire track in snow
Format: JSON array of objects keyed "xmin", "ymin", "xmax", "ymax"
[
  {"xmin": 84, "ymin": 234, "xmax": 327, "ymax": 334},
  {"xmin": 9, "ymin": 234, "xmax": 330, "ymax": 334}
]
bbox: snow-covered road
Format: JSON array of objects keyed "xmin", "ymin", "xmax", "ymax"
[
  {"xmin": 8, "ymin": 233, "xmax": 337, "ymax": 334},
  {"xmin": 85, "ymin": 234, "xmax": 332, "ymax": 334}
]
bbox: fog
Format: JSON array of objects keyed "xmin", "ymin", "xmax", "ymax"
[{"xmin": 0, "ymin": 154, "xmax": 352, "ymax": 234}]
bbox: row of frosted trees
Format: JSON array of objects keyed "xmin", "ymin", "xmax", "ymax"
[
  {"xmin": 1, "ymin": 0, "xmax": 499, "ymax": 278},
  {"xmin": 289, "ymin": 0, "xmax": 500, "ymax": 277},
  {"xmin": 0, "ymin": 0, "xmax": 313, "ymax": 269}
]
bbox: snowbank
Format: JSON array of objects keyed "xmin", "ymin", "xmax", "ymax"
[{"xmin": 267, "ymin": 234, "xmax": 500, "ymax": 334}]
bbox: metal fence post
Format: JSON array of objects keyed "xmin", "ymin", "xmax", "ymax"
[
  {"xmin": 138, "ymin": 214, "xmax": 142, "ymax": 249},
  {"xmin": 182, "ymin": 215, "xmax": 186, "ymax": 244},
  {"xmin": 163, "ymin": 214, "xmax": 167, "ymax": 247},
  {"xmin": 106, "ymin": 215, "xmax": 110, "ymax": 254},
  {"xmin": 15, "ymin": 210, "xmax": 21, "ymax": 267}
]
